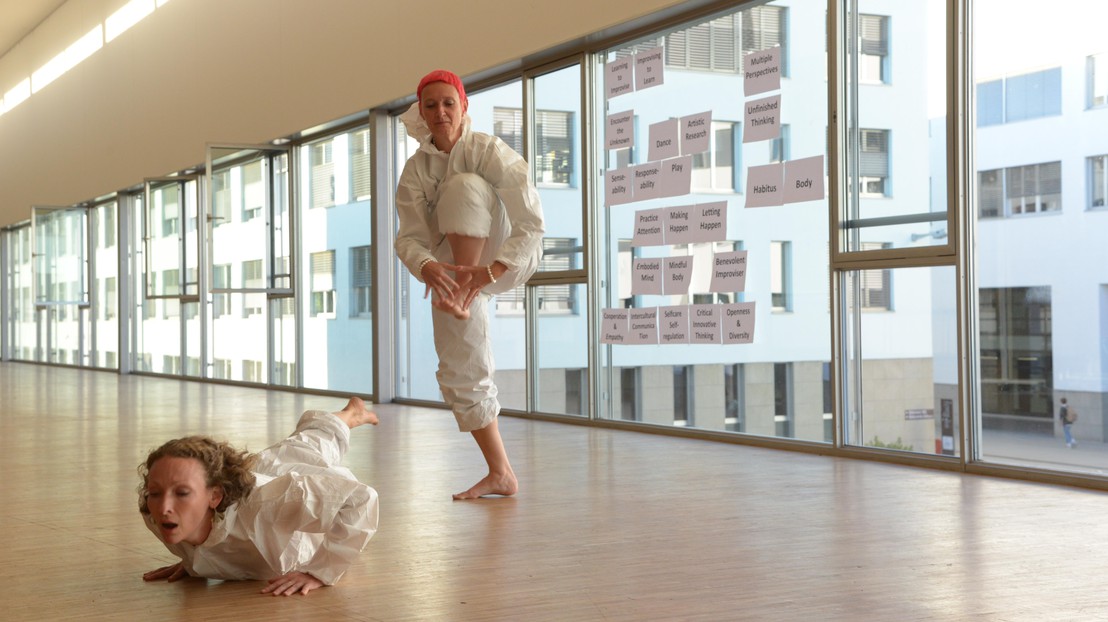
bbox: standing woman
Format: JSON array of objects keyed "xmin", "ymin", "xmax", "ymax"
[{"xmin": 395, "ymin": 69, "xmax": 545, "ymax": 499}]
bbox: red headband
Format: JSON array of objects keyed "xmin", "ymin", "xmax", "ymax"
[{"xmin": 417, "ymin": 69, "xmax": 468, "ymax": 110}]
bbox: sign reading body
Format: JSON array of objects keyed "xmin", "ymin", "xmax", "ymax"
[{"xmin": 783, "ymin": 155, "xmax": 825, "ymax": 204}]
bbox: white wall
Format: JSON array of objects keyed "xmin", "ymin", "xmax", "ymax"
[{"xmin": 0, "ymin": 0, "xmax": 696, "ymax": 227}]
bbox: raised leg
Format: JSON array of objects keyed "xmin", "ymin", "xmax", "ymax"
[{"xmin": 437, "ymin": 233, "xmax": 487, "ymax": 320}]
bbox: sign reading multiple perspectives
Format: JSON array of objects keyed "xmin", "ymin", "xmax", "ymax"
[{"xmin": 601, "ymin": 45, "xmax": 823, "ymax": 346}]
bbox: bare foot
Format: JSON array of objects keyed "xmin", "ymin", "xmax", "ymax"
[
  {"xmin": 334, "ymin": 397, "xmax": 378, "ymax": 429},
  {"xmin": 452, "ymin": 471, "xmax": 518, "ymax": 500}
]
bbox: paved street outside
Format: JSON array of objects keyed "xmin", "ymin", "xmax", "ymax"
[{"xmin": 980, "ymin": 427, "xmax": 1108, "ymax": 477}]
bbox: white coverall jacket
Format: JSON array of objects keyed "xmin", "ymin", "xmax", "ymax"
[
  {"xmin": 395, "ymin": 106, "xmax": 545, "ymax": 431},
  {"xmin": 144, "ymin": 410, "xmax": 379, "ymax": 585}
]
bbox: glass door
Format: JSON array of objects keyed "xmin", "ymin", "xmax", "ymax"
[
  {"xmin": 206, "ymin": 144, "xmax": 296, "ymax": 385},
  {"xmin": 139, "ymin": 176, "xmax": 201, "ymax": 375},
  {"xmin": 32, "ymin": 205, "xmax": 90, "ymax": 365}
]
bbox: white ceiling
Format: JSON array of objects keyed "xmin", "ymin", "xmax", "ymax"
[{"xmin": 0, "ymin": 0, "xmax": 68, "ymax": 59}]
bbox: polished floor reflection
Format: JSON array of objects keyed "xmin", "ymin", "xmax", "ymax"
[{"xmin": 1, "ymin": 362, "xmax": 1104, "ymax": 621}]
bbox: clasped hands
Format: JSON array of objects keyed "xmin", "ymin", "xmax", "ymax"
[{"xmin": 421, "ymin": 260, "xmax": 496, "ymax": 311}]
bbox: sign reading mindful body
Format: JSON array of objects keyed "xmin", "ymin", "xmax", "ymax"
[{"xmin": 664, "ymin": 256, "xmax": 695, "ymax": 295}]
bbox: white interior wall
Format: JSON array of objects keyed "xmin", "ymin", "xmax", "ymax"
[{"xmin": 0, "ymin": 0, "xmax": 695, "ymax": 227}]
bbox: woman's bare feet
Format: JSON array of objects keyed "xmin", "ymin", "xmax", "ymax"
[
  {"xmin": 334, "ymin": 397, "xmax": 378, "ymax": 429},
  {"xmin": 452, "ymin": 470, "xmax": 518, "ymax": 500}
]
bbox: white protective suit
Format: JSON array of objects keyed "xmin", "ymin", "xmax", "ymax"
[
  {"xmin": 144, "ymin": 410, "xmax": 379, "ymax": 586},
  {"xmin": 395, "ymin": 103, "xmax": 545, "ymax": 432}
]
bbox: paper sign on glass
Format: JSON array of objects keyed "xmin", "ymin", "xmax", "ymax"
[
  {"xmin": 659, "ymin": 155, "xmax": 693, "ymax": 198},
  {"xmin": 744, "ymin": 46, "xmax": 781, "ymax": 96},
  {"xmin": 745, "ymin": 162, "xmax": 784, "ymax": 208},
  {"xmin": 626, "ymin": 307, "xmax": 660, "ymax": 345},
  {"xmin": 600, "ymin": 308, "xmax": 629, "ymax": 344},
  {"xmin": 630, "ymin": 161, "xmax": 663, "ymax": 202},
  {"xmin": 606, "ymin": 57, "xmax": 634, "ymax": 99},
  {"xmin": 679, "ymin": 111, "xmax": 713, "ymax": 155},
  {"xmin": 663, "ymin": 256, "xmax": 694, "ymax": 295},
  {"xmin": 648, "ymin": 118, "xmax": 680, "ymax": 161},
  {"xmin": 783, "ymin": 155, "xmax": 825, "ymax": 204},
  {"xmin": 607, "ymin": 110, "xmax": 635, "ymax": 150},
  {"xmin": 606, "ymin": 167, "xmax": 634, "ymax": 206},
  {"xmin": 631, "ymin": 257, "xmax": 664, "ymax": 295},
  {"xmin": 692, "ymin": 201, "xmax": 727, "ymax": 243},
  {"xmin": 743, "ymin": 94, "xmax": 781, "ymax": 143},
  {"xmin": 665, "ymin": 204, "xmax": 695, "ymax": 245},
  {"xmin": 721, "ymin": 302, "xmax": 756, "ymax": 344},
  {"xmin": 658, "ymin": 305, "xmax": 690, "ymax": 344},
  {"xmin": 689, "ymin": 304, "xmax": 722, "ymax": 344},
  {"xmin": 634, "ymin": 47, "xmax": 665, "ymax": 91},
  {"xmin": 710, "ymin": 250, "xmax": 748, "ymax": 293},
  {"xmin": 632, "ymin": 208, "xmax": 666, "ymax": 247}
]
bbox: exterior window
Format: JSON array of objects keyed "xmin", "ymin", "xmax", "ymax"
[
  {"xmin": 350, "ymin": 129, "xmax": 372, "ymax": 201},
  {"xmin": 859, "ymin": 242, "xmax": 892, "ymax": 310},
  {"xmin": 859, "ymin": 129, "xmax": 889, "ymax": 196},
  {"xmin": 536, "ymin": 110, "xmax": 574, "ymax": 186},
  {"xmin": 212, "ymin": 264, "xmax": 231, "ymax": 318},
  {"xmin": 493, "ymin": 107, "xmax": 575, "ymax": 185},
  {"xmin": 1005, "ymin": 68, "xmax": 1062, "ymax": 123},
  {"xmin": 493, "ymin": 107, "xmax": 523, "ymax": 156},
  {"xmin": 1090, "ymin": 155, "xmax": 1108, "ymax": 208},
  {"xmin": 565, "ymin": 369, "xmax": 585, "ymax": 416},
  {"xmin": 620, "ymin": 367, "xmax": 641, "ymax": 421},
  {"xmin": 103, "ymin": 276, "xmax": 117, "ymax": 320},
  {"xmin": 770, "ymin": 240, "xmax": 791, "ymax": 311},
  {"xmin": 663, "ymin": 7, "xmax": 786, "ymax": 74},
  {"xmin": 242, "ymin": 161, "xmax": 263, "ymax": 221},
  {"xmin": 980, "ymin": 163, "xmax": 1061, "ymax": 217},
  {"xmin": 161, "ymin": 190, "xmax": 179, "ymax": 237},
  {"xmin": 211, "ymin": 170, "xmax": 231, "ymax": 224},
  {"xmin": 213, "ymin": 358, "xmax": 232, "ymax": 380},
  {"xmin": 673, "ymin": 366, "xmax": 693, "ymax": 426},
  {"xmin": 350, "ymin": 245, "xmax": 373, "ymax": 317},
  {"xmin": 769, "ymin": 124, "xmax": 790, "ymax": 163},
  {"xmin": 691, "ymin": 121, "xmax": 737, "ymax": 191},
  {"xmin": 242, "ymin": 259, "xmax": 263, "ymax": 316},
  {"xmin": 977, "ymin": 68, "xmax": 1062, "ymax": 126},
  {"xmin": 310, "ymin": 250, "xmax": 336, "ymax": 318},
  {"xmin": 774, "ymin": 362, "xmax": 793, "ymax": 437},
  {"xmin": 242, "ymin": 360, "xmax": 263, "ymax": 383},
  {"xmin": 310, "ymin": 140, "xmax": 335, "ymax": 209},
  {"xmin": 496, "ymin": 238, "xmax": 576, "ymax": 314},
  {"xmin": 1090, "ymin": 54, "xmax": 1108, "ymax": 108},
  {"xmin": 725, "ymin": 363, "xmax": 744, "ymax": 432},
  {"xmin": 859, "ymin": 15, "xmax": 889, "ymax": 84}
]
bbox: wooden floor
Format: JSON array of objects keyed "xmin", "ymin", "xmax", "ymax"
[{"xmin": 3, "ymin": 362, "xmax": 1107, "ymax": 621}]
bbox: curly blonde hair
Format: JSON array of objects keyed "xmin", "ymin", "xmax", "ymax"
[{"xmin": 138, "ymin": 436, "xmax": 258, "ymax": 515}]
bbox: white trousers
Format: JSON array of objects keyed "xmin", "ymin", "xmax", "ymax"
[{"xmin": 433, "ymin": 294, "xmax": 499, "ymax": 432}]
